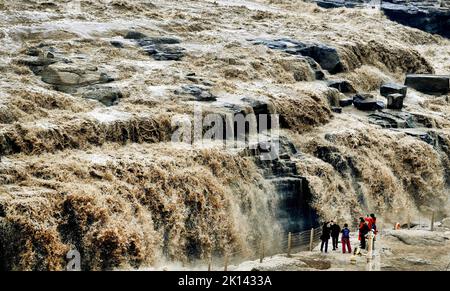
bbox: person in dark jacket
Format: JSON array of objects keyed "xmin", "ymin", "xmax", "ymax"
[
  {"xmin": 320, "ymin": 222, "xmax": 331, "ymax": 253},
  {"xmin": 341, "ymin": 223, "xmax": 352, "ymax": 253},
  {"xmin": 330, "ymin": 221, "xmax": 341, "ymax": 251},
  {"xmin": 359, "ymin": 217, "xmax": 370, "ymax": 249}
]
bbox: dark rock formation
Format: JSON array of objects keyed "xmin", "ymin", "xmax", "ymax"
[
  {"xmin": 311, "ymin": 1, "xmax": 450, "ymax": 38},
  {"xmin": 368, "ymin": 110, "xmax": 440, "ymax": 129},
  {"xmin": 353, "ymin": 94, "xmax": 385, "ymax": 111},
  {"xmin": 380, "ymin": 83, "xmax": 407, "ymax": 97},
  {"xmin": 405, "ymin": 74, "xmax": 450, "ymax": 95},
  {"xmin": 250, "ymin": 38, "xmax": 344, "ymax": 74},
  {"xmin": 369, "ymin": 110, "xmax": 415, "ymax": 128},
  {"xmin": 339, "ymin": 98, "xmax": 353, "ymax": 107},
  {"xmin": 331, "ymin": 107, "xmax": 343, "ymax": 113},
  {"xmin": 314, "ymin": 0, "xmax": 362, "ymax": 9},
  {"xmin": 381, "ymin": 3, "xmax": 450, "ymax": 38},
  {"xmin": 125, "ymin": 31, "xmax": 185, "ymax": 61},
  {"xmin": 110, "ymin": 40, "xmax": 124, "ymax": 48},
  {"xmin": 124, "ymin": 30, "xmax": 148, "ymax": 40},
  {"xmin": 327, "ymin": 80, "xmax": 357, "ymax": 94},
  {"xmin": 249, "ymin": 137, "xmax": 319, "ymax": 233},
  {"xmin": 304, "ymin": 56, "xmax": 326, "ymax": 80},
  {"xmin": 386, "ymin": 93, "xmax": 405, "ymax": 109}
]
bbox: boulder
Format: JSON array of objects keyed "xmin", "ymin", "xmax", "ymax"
[
  {"xmin": 250, "ymin": 38, "xmax": 344, "ymax": 74},
  {"xmin": 124, "ymin": 30, "xmax": 148, "ymax": 39},
  {"xmin": 289, "ymin": 43, "xmax": 343, "ymax": 74},
  {"xmin": 381, "ymin": 3, "xmax": 450, "ymax": 38},
  {"xmin": 339, "ymin": 98, "xmax": 353, "ymax": 107},
  {"xmin": 315, "ymin": 0, "xmax": 345, "ymax": 8},
  {"xmin": 353, "ymin": 94, "xmax": 384, "ymax": 111},
  {"xmin": 331, "ymin": 107, "xmax": 342, "ymax": 113},
  {"xmin": 396, "ymin": 128, "xmax": 436, "ymax": 144},
  {"xmin": 327, "ymin": 80, "xmax": 356, "ymax": 94},
  {"xmin": 41, "ymin": 63, "xmax": 114, "ymax": 92},
  {"xmin": 19, "ymin": 47, "xmax": 60, "ymax": 74},
  {"xmin": 141, "ymin": 36, "xmax": 181, "ymax": 45},
  {"xmin": 81, "ymin": 86, "xmax": 123, "ymax": 106},
  {"xmin": 386, "ymin": 93, "xmax": 405, "ymax": 110},
  {"xmin": 314, "ymin": 0, "xmax": 361, "ymax": 9},
  {"xmin": 175, "ymin": 85, "xmax": 217, "ymax": 101},
  {"xmin": 380, "ymin": 83, "xmax": 407, "ymax": 97},
  {"xmin": 368, "ymin": 111, "xmax": 414, "ymax": 128},
  {"xmin": 136, "ymin": 38, "xmax": 185, "ymax": 61},
  {"xmin": 405, "ymin": 74, "xmax": 450, "ymax": 95},
  {"xmin": 110, "ymin": 40, "xmax": 124, "ymax": 48}
]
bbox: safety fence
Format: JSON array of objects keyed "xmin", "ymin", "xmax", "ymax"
[
  {"xmin": 203, "ymin": 226, "xmax": 322, "ymax": 271},
  {"xmin": 400, "ymin": 211, "xmax": 438, "ymax": 231}
]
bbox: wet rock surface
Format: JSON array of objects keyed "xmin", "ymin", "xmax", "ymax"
[
  {"xmin": 312, "ymin": 0, "xmax": 450, "ymax": 38},
  {"xmin": 381, "ymin": 3, "xmax": 450, "ymax": 38},
  {"xmin": 80, "ymin": 86, "xmax": 123, "ymax": 106},
  {"xmin": 250, "ymin": 38, "xmax": 344, "ymax": 74},
  {"xmin": 125, "ymin": 31, "xmax": 185, "ymax": 61},
  {"xmin": 327, "ymin": 80, "xmax": 357, "ymax": 94},
  {"xmin": 175, "ymin": 85, "xmax": 217, "ymax": 101},
  {"xmin": 386, "ymin": 93, "xmax": 405, "ymax": 109},
  {"xmin": 246, "ymin": 137, "xmax": 319, "ymax": 233},
  {"xmin": 380, "ymin": 83, "xmax": 407, "ymax": 98},
  {"xmin": 405, "ymin": 74, "xmax": 450, "ymax": 95},
  {"xmin": 353, "ymin": 93, "xmax": 385, "ymax": 111}
]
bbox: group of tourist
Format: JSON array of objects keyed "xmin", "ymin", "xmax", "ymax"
[{"xmin": 319, "ymin": 214, "xmax": 377, "ymax": 254}]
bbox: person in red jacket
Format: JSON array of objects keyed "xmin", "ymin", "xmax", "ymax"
[
  {"xmin": 365, "ymin": 214, "xmax": 373, "ymax": 230},
  {"xmin": 370, "ymin": 214, "xmax": 377, "ymax": 234}
]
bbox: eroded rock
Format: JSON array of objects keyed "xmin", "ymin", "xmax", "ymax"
[
  {"xmin": 81, "ymin": 86, "xmax": 123, "ymax": 106},
  {"xmin": 250, "ymin": 38, "xmax": 344, "ymax": 74},
  {"xmin": 41, "ymin": 63, "xmax": 114, "ymax": 92},
  {"xmin": 327, "ymin": 80, "xmax": 356, "ymax": 94},
  {"xmin": 339, "ymin": 98, "xmax": 353, "ymax": 107},
  {"xmin": 380, "ymin": 83, "xmax": 407, "ymax": 98},
  {"xmin": 126, "ymin": 31, "xmax": 185, "ymax": 61},
  {"xmin": 175, "ymin": 85, "xmax": 217, "ymax": 101},
  {"xmin": 353, "ymin": 94, "xmax": 384, "ymax": 111},
  {"xmin": 405, "ymin": 74, "xmax": 450, "ymax": 95},
  {"xmin": 386, "ymin": 93, "xmax": 405, "ymax": 110},
  {"xmin": 381, "ymin": 3, "xmax": 450, "ymax": 38}
]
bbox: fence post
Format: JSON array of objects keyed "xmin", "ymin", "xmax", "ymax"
[
  {"xmin": 367, "ymin": 232, "xmax": 373, "ymax": 263},
  {"xmin": 366, "ymin": 232, "xmax": 375, "ymax": 271},
  {"xmin": 223, "ymin": 253, "xmax": 228, "ymax": 271},
  {"xmin": 430, "ymin": 211, "xmax": 435, "ymax": 231},
  {"xmin": 208, "ymin": 253, "xmax": 212, "ymax": 271},
  {"xmin": 259, "ymin": 241, "xmax": 265, "ymax": 263},
  {"xmin": 287, "ymin": 232, "xmax": 292, "ymax": 257},
  {"xmin": 309, "ymin": 228, "xmax": 314, "ymax": 252}
]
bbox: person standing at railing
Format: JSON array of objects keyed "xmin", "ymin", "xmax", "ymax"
[
  {"xmin": 330, "ymin": 221, "xmax": 341, "ymax": 251},
  {"xmin": 359, "ymin": 217, "xmax": 370, "ymax": 250},
  {"xmin": 320, "ymin": 222, "xmax": 331, "ymax": 253}
]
